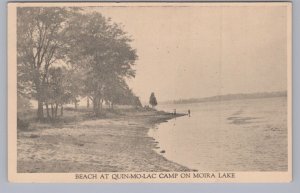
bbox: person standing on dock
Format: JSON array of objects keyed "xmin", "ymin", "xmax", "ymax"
[{"xmin": 188, "ymin": 109, "xmax": 191, "ymax": 117}]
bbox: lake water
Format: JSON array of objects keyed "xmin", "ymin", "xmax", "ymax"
[{"xmin": 148, "ymin": 97, "xmax": 288, "ymax": 171}]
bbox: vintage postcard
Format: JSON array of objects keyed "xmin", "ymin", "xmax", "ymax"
[{"xmin": 8, "ymin": 2, "xmax": 292, "ymax": 183}]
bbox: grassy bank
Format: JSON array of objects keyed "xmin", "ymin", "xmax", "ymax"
[{"xmin": 17, "ymin": 107, "xmax": 191, "ymax": 172}]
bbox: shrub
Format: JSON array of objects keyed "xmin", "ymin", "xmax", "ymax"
[{"xmin": 17, "ymin": 118, "xmax": 30, "ymax": 131}]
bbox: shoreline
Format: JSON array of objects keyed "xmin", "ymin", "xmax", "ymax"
[{"xmin": 17, "ymin": 109, "xmax": 193, "ymax": 173}]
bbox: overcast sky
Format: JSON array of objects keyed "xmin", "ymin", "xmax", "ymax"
[{"xmin": 89, "ymin": 4, "xmax": 289, "ymax": 103}]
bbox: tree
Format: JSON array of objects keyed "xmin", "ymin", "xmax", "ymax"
[
  {"xmin": 133, "ymin": 96, "xmax": 142, "ymax": 107},
  {"xmin": 103, "ymin": 77, "xmax": 142, "ymax": 109},
  {"xmin": 44, "ymin": 67, "xmax": 71, "ymax": 119},
  {"xmin": 66, "ymin": 12, "xmax": 138, "ymax": 116},
  {"xmin": 17, "ymin": 7, "xmax": 78, "ymax": 120},
  {"xmin": 149, "ymin": 92, "xmax": 158, "ymax": 108},
  {"xmin": 103, "ymin": 77, "xmax": 127, "ymax": 109},
  {"xmin": 50, "ymin": 66, "xmax": 84, "ymax": 118},
  {"xmin": 17, "ymin": 8, "xmax": 139, "ymax": 119}
]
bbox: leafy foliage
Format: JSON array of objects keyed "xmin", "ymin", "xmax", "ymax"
[
  {"xmin": 17, "ymin": 8, "xmax": 140, "ymax": 119},
  {"xmin": 66, "ymin": 12, "xmax": 138, "ymax": 115},
  {"xmin": 17, "ymin": 7, "xmax": 77, "ymax": 119}
]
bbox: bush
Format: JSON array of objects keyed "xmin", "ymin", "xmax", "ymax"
[{"xmin": 17, "ymin": 118, "xmax": 30, "ymax": 131}]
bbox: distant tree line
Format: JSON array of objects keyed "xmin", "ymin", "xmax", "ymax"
[
  {"xmin": 17, "ymin": 7, "xmax": 141, "ymax": 120},
  {"xmin": 169, "ymin": 91, "xmax": 288, "ymax": 104}
]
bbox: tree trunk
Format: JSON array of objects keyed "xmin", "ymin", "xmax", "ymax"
[
  {"xmin": 93, "ymin": 103, "xmax": 99, "ymax": 116},
  {"xmin": 100, "ymin": 99, "xmax": 103, "ymax": 111},
  {"xmin": 51, "ymin": 104, "xmax": 54, "ymax": 118},
  {"xmin": 55, "ymin": 103, "xmax": 58, "ymax": 118},
  {"xmin": 37, "ymin": 100, "xmax": 44, "ymax": 120},
  {"xmin": 35, "ymin": 75, "xmax": 44, "ymax": 120},
  {"xmin": 97, "ymin": 98, "xmax": 101, "ymax": 111},
  {"xmin": 93, "ymin": 97, "xmax": 99, "ymax": 116},
  {"xmin": 46, "ymin": 103, "xmax": 50, "ymax": 119},
  {"xmin": 87, "ymin": 97, "xmax": 90, "ymax": 108},
  {"xmin": 60, "ymin": 105, "xmax": 63, "ymax": 116},
  {"xmin": 75, "ymin": 99, "xmax": 78, "ymax": 110}
]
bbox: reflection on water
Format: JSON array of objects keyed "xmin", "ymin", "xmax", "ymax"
[{"xmin": 148, "ymin": 97, "xmax": 287, "ymax": 171}]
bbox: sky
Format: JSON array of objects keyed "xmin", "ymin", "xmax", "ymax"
[{"xmin": 88, "ymin": 4, "xmax": 289, "ymax": 103}]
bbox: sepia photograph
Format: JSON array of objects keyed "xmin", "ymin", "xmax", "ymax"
[{"xmin": 8, "ymin": 2, "xmax": 292, "ymax": 183}]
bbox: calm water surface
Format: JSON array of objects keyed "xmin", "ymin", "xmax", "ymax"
[{"xmin": 148, "ymin": 97, "xmax": 287, "ymax": 171}]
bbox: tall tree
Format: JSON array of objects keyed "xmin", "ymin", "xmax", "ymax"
[
  {"xmin": 17, "ymin": 7, "xmax": 78, "ymax": 120},
  {"xmin": 66, "ymin": 12, "xmax": 138, "ymax": 116},
  {"xmin": 44, "ymin": 67, "xmax": 77, "ymax": 119},
  {"xmin": 149, "ymin": 92, "xmax": 158, "ymax": 108},
  {"xmin": 103, "ymin": 76, "xmax": 128, "ymax": 109}
]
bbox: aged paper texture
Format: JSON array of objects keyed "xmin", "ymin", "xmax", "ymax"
[{"xmin": 8, "ymin": 2, "xmax": 292, "ymax": 183}]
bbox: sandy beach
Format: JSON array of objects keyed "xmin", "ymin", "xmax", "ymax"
[{"xmin": 17, "ymin": 109, "xmax": 191, "ymax": 173}]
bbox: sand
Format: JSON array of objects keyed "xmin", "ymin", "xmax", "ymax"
[{"xmin": 17, "ymin": 109, "xmax": 191, "ymax": 173}]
